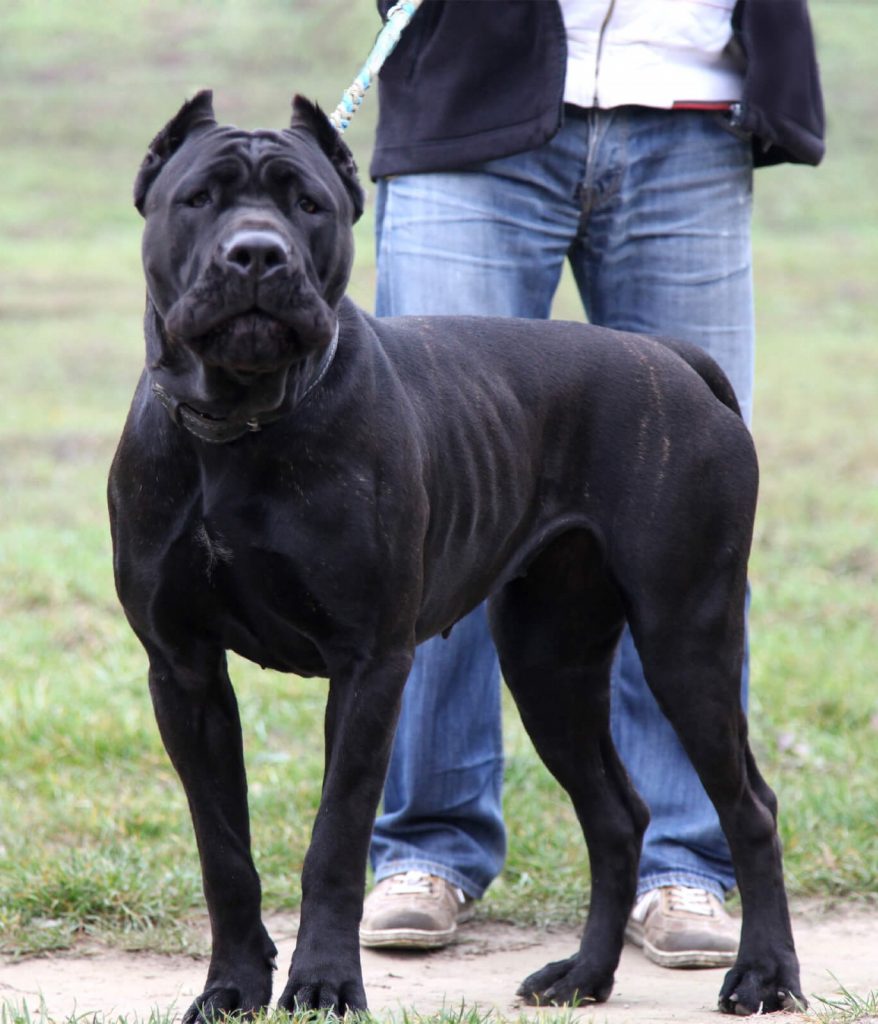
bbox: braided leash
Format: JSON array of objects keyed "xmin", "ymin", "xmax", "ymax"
[{"xmin": 329, "ymin": 0, "xmax": 425, "ymax": 133}]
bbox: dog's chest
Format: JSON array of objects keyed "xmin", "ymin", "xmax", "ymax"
[
  {"xmin": 193, "ymin": 520, "xmax": 234, "ymax": 581},
  {"xmin": 185, "ymin": 513, "xmax": 328, "ymax": 676}
]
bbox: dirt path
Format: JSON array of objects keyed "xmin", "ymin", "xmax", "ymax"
[{"xmin": 2, "ymin": 904, "xmax": 875, "ymax": 1021}]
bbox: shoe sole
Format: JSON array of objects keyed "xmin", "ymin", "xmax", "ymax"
[
  {"xmin": 360, "ymin": 925, "xmax": 457, "ymax": 949},
  {"xmin": 641, "ymin": 937, "xmax": 738, "ymax": 969}
]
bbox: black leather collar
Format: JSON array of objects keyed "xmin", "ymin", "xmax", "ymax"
[{"xmin": 151, "ymin": 323, "xmax": 339, "ymax": 444}]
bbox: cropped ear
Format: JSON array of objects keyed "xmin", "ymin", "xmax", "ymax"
[
  {"xmin": 134, "ymin": 90, "xmax": 217, "ymax": 215},
  {"xmin": 290, "ymin": 95, "xmax": 365, "ymax": 223}
]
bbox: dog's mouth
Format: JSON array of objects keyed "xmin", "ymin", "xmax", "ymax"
[{"xmin": 194, "ymin": 310, "xmax": 300, "ymax": 374}]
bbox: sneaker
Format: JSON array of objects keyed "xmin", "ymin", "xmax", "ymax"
[
  {"xmin": 359, "ymin": 870, "xmax": 476, "ymax": 949},
  {"xmin": 625, "ymin": 885, "xmax": 740, "ymax": 968}
]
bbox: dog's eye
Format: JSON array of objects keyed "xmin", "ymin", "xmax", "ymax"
[
  {"xmin": 298, "ymin": 195, "xmax": 320, "ymax": 215},
  {"xmin": 186, "ymin": 190, "xmax": 213, "ymax": 208}
]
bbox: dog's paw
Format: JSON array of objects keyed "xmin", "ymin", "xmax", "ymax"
[
  {"xmin": 277, "ymin": 974, "xmax": 367, "ymax": 1015},
  {"xmin": 182, "ymin": 983, "xmax": 269, "ymax": 1024},
  {"xmin": 719, "ymin": 962, "xmax": 807, "ymax": 1016},
  {"xmin": 517, "ymin": 954, "xmax": 615, "ymax": 1006}
]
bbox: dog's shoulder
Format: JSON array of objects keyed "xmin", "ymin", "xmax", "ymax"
[{"xmin": 109, "ymin": 370, "xmax": 200, "ymax": 526}]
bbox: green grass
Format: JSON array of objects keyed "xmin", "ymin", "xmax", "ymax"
[
  {"xmin": 0, "ymin": 1006, "xmax": 589, "ymax": 1024},
  {"xmin": 1, "ymin": 0, "xmax": 876, "ymax": 1010},
  {"xmin": 0, "ymin": 1004, "xmax": 178, "ymax": 1024},
  {"xmin": 813, "ymin": 982, "xmax": 878, "ymax": 1024},
  {"xmin": 740, "ymin": 7, "xmax": 878, "ymax": 898}
]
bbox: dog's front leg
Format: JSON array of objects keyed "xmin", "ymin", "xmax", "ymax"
[
  {"xmin": 146, "ymin": 647, "xmax": 277, "ymax": 1024},
  {"xmin": 277, "ymin": 652, "xmax": 410, "ymax": 1014}
]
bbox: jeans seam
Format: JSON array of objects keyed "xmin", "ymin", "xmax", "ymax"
[{"xmin": 637, "ymin": 869, "xmax": 731, "ymax": 902}]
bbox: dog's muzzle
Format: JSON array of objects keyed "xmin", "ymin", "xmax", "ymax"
[{"xmin": 151, "ymin": 319, "xmax": 339, "ymax": 444}]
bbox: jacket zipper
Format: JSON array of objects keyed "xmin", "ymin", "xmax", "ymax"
[{"xmin": 592, "ymin": 0, "xmax": 617, "ymax": 107}]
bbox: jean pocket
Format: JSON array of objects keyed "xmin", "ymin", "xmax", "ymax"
[{"xmin": 713, "ymin": 106, "xmax": 752, "ymax": 144}]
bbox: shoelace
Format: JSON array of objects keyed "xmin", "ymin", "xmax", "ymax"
[
  {"xmin": 386, "ymin": 871, "xmax": 436, "ymax": 895},
  {"xmin": 385, "ymin": 870, "xmax": 466, "ymax": 904},
  {"xmin": 665, "ymin": 885, "xmax": 716, "ymax": 917}
]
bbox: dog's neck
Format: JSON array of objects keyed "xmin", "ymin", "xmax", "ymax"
[{"xmin": 145, "ymin": 301, "xmax": 339, "ymax": 444}]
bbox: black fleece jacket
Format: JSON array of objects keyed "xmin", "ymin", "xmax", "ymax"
[{"xmin": 371, "ymin": 0, "xmax": 825, "ymax": 179}]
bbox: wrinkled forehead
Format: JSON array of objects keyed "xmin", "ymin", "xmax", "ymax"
[{"xmin": 178, "ymin": 124, "xmax": 321, "ymax": 173}]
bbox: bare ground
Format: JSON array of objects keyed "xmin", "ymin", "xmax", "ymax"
[{"xmin": 2, "ymin": 903, "xmax": 875, "ymax": 1021}]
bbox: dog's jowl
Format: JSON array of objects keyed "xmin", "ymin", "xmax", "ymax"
[{"xmin": 109, "ymin": 92, "xmax": 803, "ymax": 1020}]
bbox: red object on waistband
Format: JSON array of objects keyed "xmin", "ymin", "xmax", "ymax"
[{"xmin": 672, "ymin": 100, "xmax": 735, "ymax": 111}]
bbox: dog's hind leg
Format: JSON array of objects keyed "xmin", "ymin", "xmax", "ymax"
[
  {"xmin": 488, "ymin": 529, "xmax": 649, "ymax": 1006},
  {"xmin": 145, "ymin": 644, "xmax": 277, "ymax": 1024},
  {"xmin": 623, "ymin": 562, "xmax": 804, "ymax": 1015}
]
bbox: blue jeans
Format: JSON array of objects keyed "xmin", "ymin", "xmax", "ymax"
[{"xmin": 370, "ymin": 107, "xmax": 754, "ymax": 901}]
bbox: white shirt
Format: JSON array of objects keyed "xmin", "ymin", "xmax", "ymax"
[{"xmin": 557, "ymin": 0, "xmax": 744, "ymax": 109}]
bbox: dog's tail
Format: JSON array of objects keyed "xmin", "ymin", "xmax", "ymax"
[{"xmin": 656, "ymin": 336, "xmax": 743, "ymax": 419}]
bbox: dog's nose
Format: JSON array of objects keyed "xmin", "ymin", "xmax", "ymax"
[{"xmin": 222, "ymin": 229, "xmax": 290, "ymax": 279}]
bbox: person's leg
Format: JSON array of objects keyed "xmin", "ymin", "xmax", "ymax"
[
  {"xmin": 369, "ymin": 604, "xmax": 505, "ymax": 897},
  {"xmin": 568, "ymin": 107, "xmax": 753, "ymax": 961},
  {"xmin": 369, "ymin": 148, "xmax": 582, "ymax": 915}
]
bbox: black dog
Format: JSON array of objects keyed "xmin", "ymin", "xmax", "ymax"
[{"xmin": 109, "ymin": 92, "xmax": 803, "ymax": 1020}]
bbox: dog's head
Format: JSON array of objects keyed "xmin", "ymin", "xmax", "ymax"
[{"xmin": 135, "ymin": 92, "xmax": 364, "ymax": 427}]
